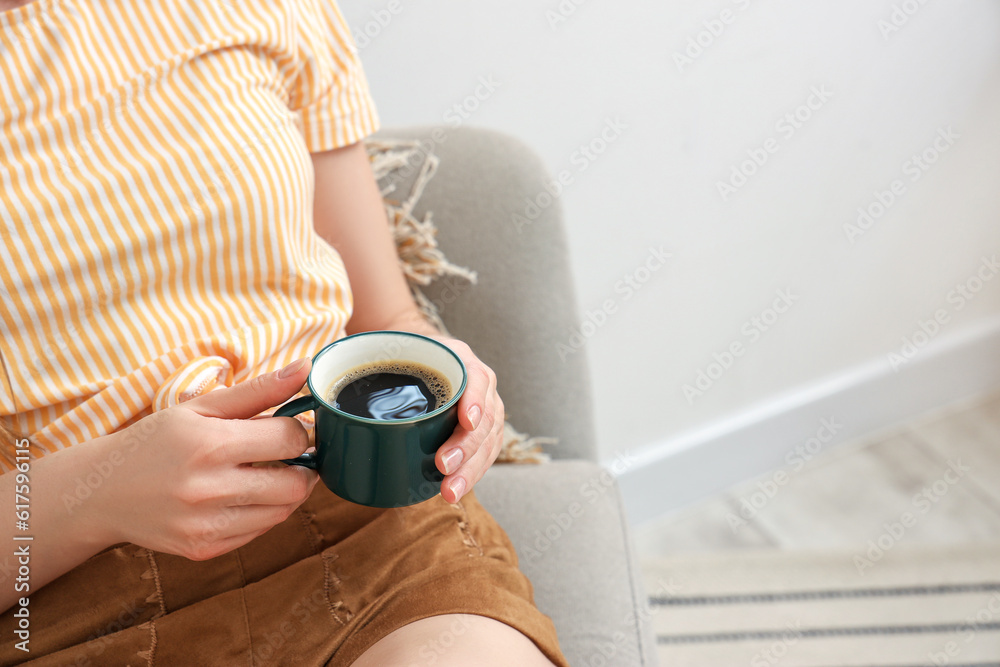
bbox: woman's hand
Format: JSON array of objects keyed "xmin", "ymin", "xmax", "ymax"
[
  {"xmin": 85, "ymin": 359, "xmax": 319, "ymax": 561},
  {"xmin": 0, "ymin": 358, "xmax": 318, "ymax": 613},
  {"xmin": 427, "ymin": 336, "xmax": 505, "ymax": 504}
]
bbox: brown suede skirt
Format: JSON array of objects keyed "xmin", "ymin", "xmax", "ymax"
[{"xmin": 0, "ymin": 486, "xmax": 568, "ymax": 666}]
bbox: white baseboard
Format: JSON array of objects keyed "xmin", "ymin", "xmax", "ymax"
[{"xmin": 613, "ymin": 317, "xmax": 1000, "ymax": 526}]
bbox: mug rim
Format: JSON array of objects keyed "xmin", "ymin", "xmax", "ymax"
[{"xmin": 307, "ymin": 330, "xmax": 468, "ymax": 425}]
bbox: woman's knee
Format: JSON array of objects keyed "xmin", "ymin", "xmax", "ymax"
[{"xmin": 351, "ymin": 613, "xmax": 555, "ymax": 667}]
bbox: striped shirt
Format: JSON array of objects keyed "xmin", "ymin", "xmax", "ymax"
[{"xmin": 0, "ymin": 0, "xmax": 379, "ymax": 471}]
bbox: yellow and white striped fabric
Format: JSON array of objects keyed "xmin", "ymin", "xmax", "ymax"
[{"xmin": 0, "ymin": 0, "xmax": 379, "ymax": 471}]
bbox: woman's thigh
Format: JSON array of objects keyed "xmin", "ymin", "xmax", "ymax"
[{"xmin": 349, "ymin": 613, "xmax": 555, "ymax": 667}]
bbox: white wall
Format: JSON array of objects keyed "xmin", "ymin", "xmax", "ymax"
[{"xmin": 341, "ymin": 0, "xmax": 1000, "ymax": 521}]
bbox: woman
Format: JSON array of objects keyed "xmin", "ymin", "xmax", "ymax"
[{"xmin": 0, "ymin": 1, "xmax": 568, "ymax": 664}]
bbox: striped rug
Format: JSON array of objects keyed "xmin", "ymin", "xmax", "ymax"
[{"xmin": 642, "ymin": 545, "xmax": 1000, "ymax": 666}]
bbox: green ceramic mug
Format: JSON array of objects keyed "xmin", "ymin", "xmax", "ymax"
[{"xmin": 275, "ymin": 331, "xmax": 467, "ymax": 508}]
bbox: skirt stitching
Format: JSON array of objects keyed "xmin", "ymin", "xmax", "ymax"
[
  {"xmin": 455, "ymin": 501, "xmax": 484, "ymax": 557},
  {"xmin": 322, "ymin": 551, "xmax": 352, "ymax": 625}
]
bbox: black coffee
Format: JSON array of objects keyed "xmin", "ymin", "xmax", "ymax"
[{"xmin": 327, "ymin": 361, "xmax": 451, "ymax": 420}]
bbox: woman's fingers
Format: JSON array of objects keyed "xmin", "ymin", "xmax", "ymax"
[
  {"xmin": 226, "ymin": 464, "xmax": 320, "ymax": 507},
  {"xmin": 438, "ymin": 392, "xmax": 504, "ymax": 504},
  {"xmin": 437, "ymin": 388, "xmax": 503, "ymax": 469},
  {"xmin": 187, "ymin": 358, "xmax": 311, "ymax": 421},
  {"xmin": 456, "ymin": 358, "xmax": 495, "ymax": 432},
  {"xmin": 458, "ymin": 399, "xmax": 505, "ymax": 481},
  {"xmin": 427, "ymin": 336, "xmax": 507, "ymax": 502},
  {"xmin": 179, "ymin": 522, "xmax": 277, "ymax": 561},
  {"xmin": 209, "ymin": 411, "xmax": 313, "ymax": 466}
]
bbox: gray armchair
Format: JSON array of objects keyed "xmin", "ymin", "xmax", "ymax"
[{"xmin": 376, "ymin": 126, "xmax": 657, "ymax": 666}]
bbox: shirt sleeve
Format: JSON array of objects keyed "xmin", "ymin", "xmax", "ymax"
[{"xmin": 287, "ymin": 0, "xmax": 380, "ymax": 152}]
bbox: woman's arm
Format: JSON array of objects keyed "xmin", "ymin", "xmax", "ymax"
[
  {"xmin": 310, "ymin": 142, "xmax": 428, "ymax": 337},
  {"xmin": 0, "ymin": 437, "xmax": 116, "ymax": 615},
  {"xmin": 311, "ymin": 142, "xmax": 505, "ymax": 504}
]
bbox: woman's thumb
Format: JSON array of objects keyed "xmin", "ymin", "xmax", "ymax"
[{"xmin": 187, "ymin": 358, "xmax": 312, "ymax": 420}]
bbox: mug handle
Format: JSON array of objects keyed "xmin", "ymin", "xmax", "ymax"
[{"xmin": 275, "ymin": 396, "xmax": 319, "ymax": 470}]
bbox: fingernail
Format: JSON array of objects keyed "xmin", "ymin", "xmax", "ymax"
[
  {"xmin": 467, "ymin": 405, "xmax": 482, "ymax": 429},
  {"xmin": 448, "ymin": 476, "xmax": 466, "ymax": 502},
  {"xmin": 442, "ymin": 448, "xmax": 464, "ymax": 475},
  {"xmin": 278, "ymin": 358, "xmax": 308, "ymax": 379}
]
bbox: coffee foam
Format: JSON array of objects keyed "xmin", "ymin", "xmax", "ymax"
[{"xmin": 326, "ymin": 360, "xmax": 452, "ymax": 408}]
